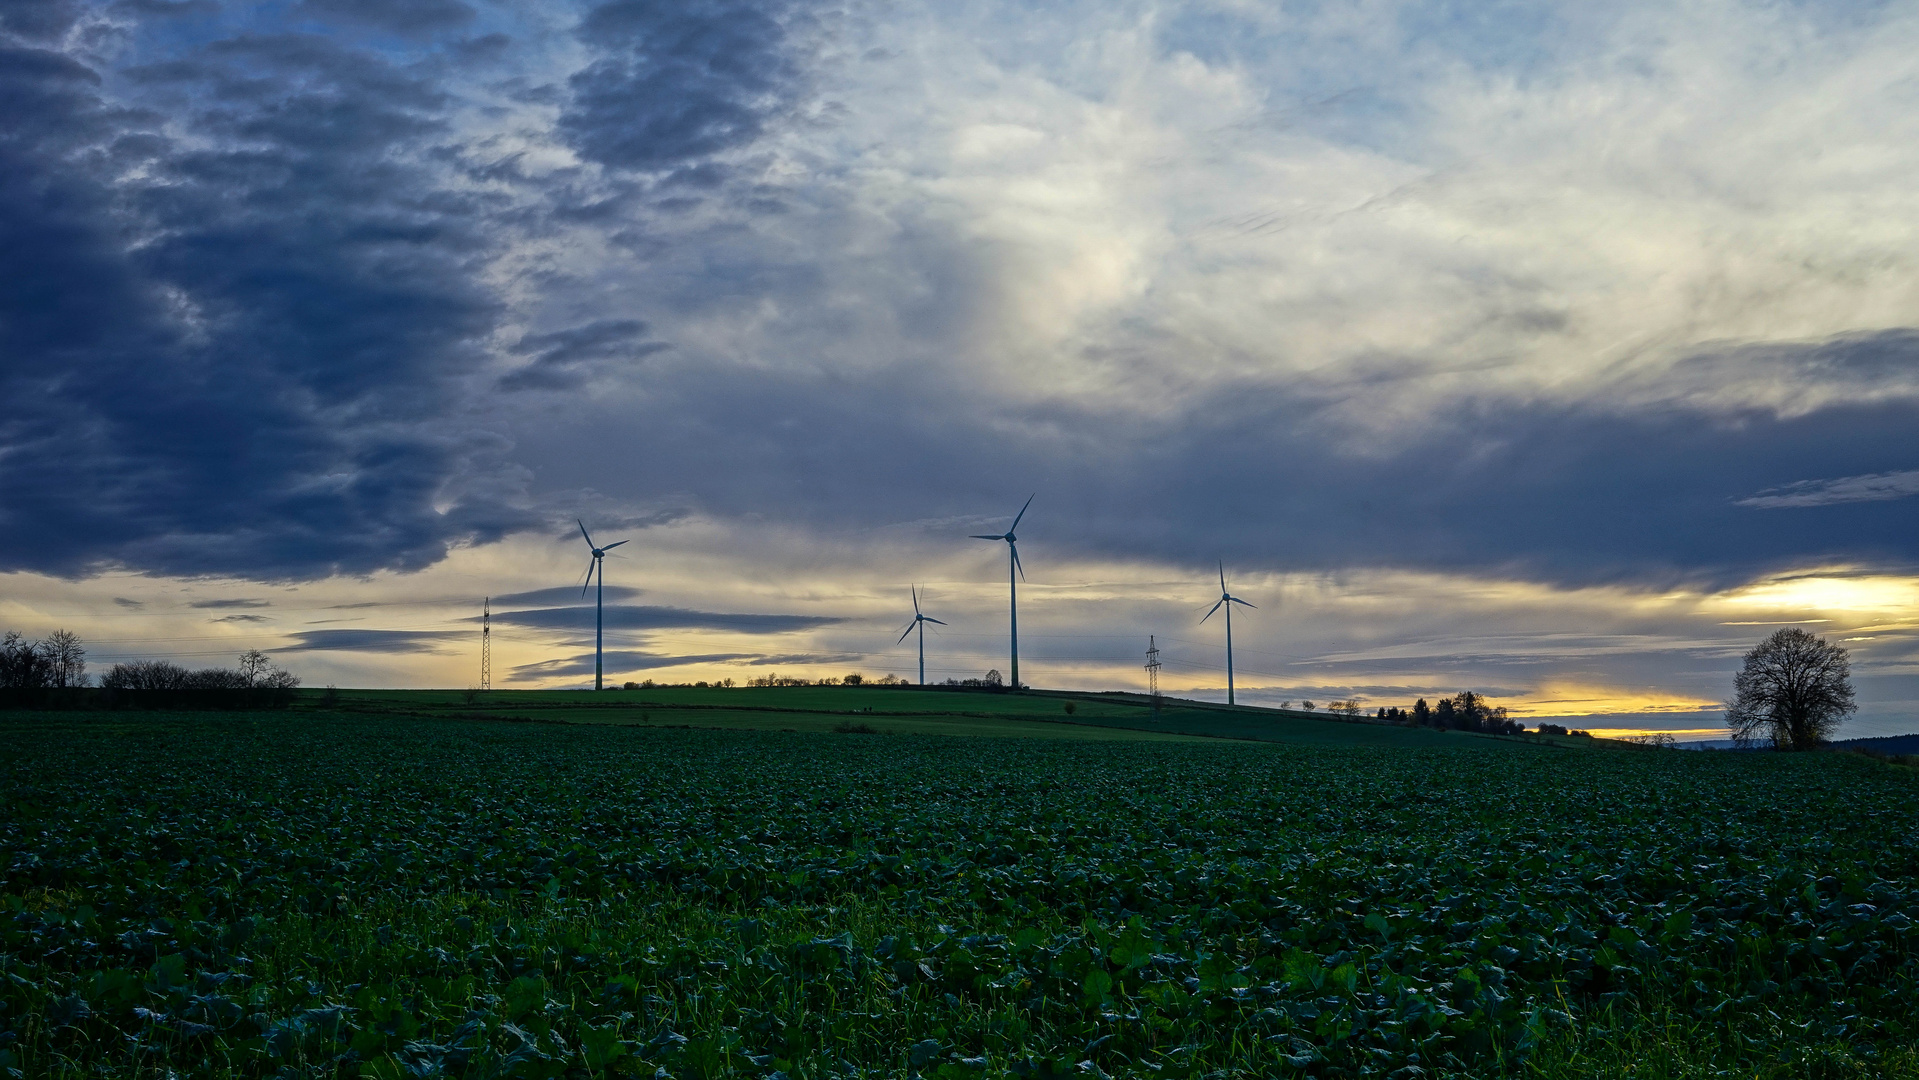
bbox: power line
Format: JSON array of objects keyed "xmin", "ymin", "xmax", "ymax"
[{"xmin": 1146, "ymin": 635, "xmax": 1161, "ymax": 719}]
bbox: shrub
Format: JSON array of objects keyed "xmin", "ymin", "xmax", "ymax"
[{"xmin": 100, "ymin": 660, "xmax": 193, "ymax": 690}]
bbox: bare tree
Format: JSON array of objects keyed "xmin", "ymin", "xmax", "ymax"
[
  {"xmin": 260, "ymin": 668, "xmax": 299, "ymax": 690},
  {"xmin": 238, "ymin": 649, "xmax": 272, "ymax": 687},
  {"xmin": 0, "ymin": 631, "xmax": 52, "ymax": 688},
  {"xmin": 43, "ymin": 629, "xmax": 86, "ymax": 688},
  {"xmin": 1726, "ymin": 627, "xmax": 1855, "ymax": 751}
]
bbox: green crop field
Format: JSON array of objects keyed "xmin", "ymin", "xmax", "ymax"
[
  {"xmin": 309, "ymin": 686, "xmax": 1558, "ymax": 749},
  {"xmin": 3, "ymin": 709, "xmax": 1916, "ymax": 1079}
]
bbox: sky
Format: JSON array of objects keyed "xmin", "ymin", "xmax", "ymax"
[{"xmin": 2, "ymin": 0, "xmax": 1916, "ymax": 739}]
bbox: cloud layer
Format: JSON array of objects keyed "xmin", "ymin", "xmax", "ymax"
[
  {"xmin": 1, "ymin": 0, "xmax": 530, "ymax": 578},
  {"xmin": 488, "ymin": 605, "xmax": 841, "ymax": 634},
  {"xmin": 1738, "ymin": 469, "xmax": 1919, "ymax": 510},
  {"xmin": 2, "ymin": 0, "xmax": 1917, "ymax": 719}
]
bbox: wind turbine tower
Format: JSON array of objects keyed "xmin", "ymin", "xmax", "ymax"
[
  {"xmin": 897, "ymin": 585, "xmax": 947, "ymax": 686},
  {"xmin": 576, "ymin": 520, "xmax": 629, "ymax": 691},
  {"xmin": 971, "ymin": 495, "xmax": 1033, "ymax": 689},
  {"xmin": 1201, "ymin": 564, "xmax": 1256, "ymax": 705}
]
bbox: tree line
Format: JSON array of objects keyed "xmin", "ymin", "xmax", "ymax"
[
  {"xmin": 0, "ymin": 630, "xmax": 298, "ymax": 694},
  {"xmin": 1366, "ymin": 691, "xmax": 1531, "ymax": 735},
  {"xmin": 101, "ymin": 650, "xmax": 299, "ymax": 690},
  {"xmin": 0, "ymin": 630, "xmax": 87, "ymax": 688}
]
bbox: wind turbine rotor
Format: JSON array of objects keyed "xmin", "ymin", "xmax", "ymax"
[
  {"xmin": 1009, "ymin": 493, "xmax": 1034, "ymax": 533},
  {"xmin": 967, "ymin": 496, "xmax": 1034, "ymax": 692}
]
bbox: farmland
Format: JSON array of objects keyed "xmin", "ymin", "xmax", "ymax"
[
  {"xmin": 306, "ymin": 686, "xmax": 1559, "ymax": 749},
  {"xmin": 3, "ymin": 708, "xmax": 1917, "ymax": 1078}
]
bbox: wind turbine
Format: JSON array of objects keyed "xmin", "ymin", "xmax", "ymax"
[
  {"xmin": 897, "ymin": 585, "xmax": 947, "ymax": 686},
  {"xmin": 576, "ymin": 520, "xmax": 628, "ymax": 691},
  {"xmin": 970, "ymin": 494, "xmax": 1033, "ymax": 689},
  {"xmin": 1201, "ymin": 563, "xmax": 1255, "ymax": 705}
]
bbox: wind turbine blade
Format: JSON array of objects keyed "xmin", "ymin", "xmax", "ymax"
[
  {"xmin": 969, "ymin": 534, "xmax": 1004, "ymax": 540},
  {"xmin": 1231, "ymin": 596, "xmax": 1256, "ymax": 608},
  {"xmin": 1200, "ymin": 598, "xmax": 1224, "ymax": 624},
  {"xmin": 578, "ymin": 519, "xmax": 595, "ymax": 547},
  {"xmin": 1219, "ymin": 562, "xmax": 1226, "ymax": 591},
  {"xmin": 601, "ymin": 539, "xmax": 629, "ymax": 551},
  {"xmin": 898, "ymin": 622, "xmax": 917, "ymax": 644},
  {"xmin": 924, "ymin": 617, "xmax": 947, "ymax": 626},
  {"xmin": 1011, "ymin": 542, "xmax": 1024, "ymax": 581},
  {"xmin": 579, "ymin": 559, "xmax": 596, "ymax": 596},
  {"xmin": 912, "ymin": 585, "xmax": 921, "ymax": 616},
  {"xmin": 1010, "ymin": 493, "xmax": 1035, "ymax": 532}
]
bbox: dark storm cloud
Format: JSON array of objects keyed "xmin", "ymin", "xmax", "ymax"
[
  {"xmin": 751, "ymin": 652, "xmax": 865, "ymax": 666},
  {"xmin": 1736, "ymin": 470, "xmax": 1919, "ymax": 509},
  {"xmin": 0, "ymin": 0, "xmax": 82, "ymax": 41},
  {"xmin": 526, "ymin": 329, "xmax": 1919, "ymax": 590},
  {"xmin": 0, "ymin": 18, "xmax": 530, "ymax": 580},
  {"xmin": 112, "ymin": 0, "xmax": 220, "ymax": 17},
  {"xmin": 492, "ymin": 585, "xmax": 644, "ymax": 607},
  {"xmin": 559, "ymin": 0, "xmax": 801, "ymax": 173},
  {"xmin": 273, "ymin": 629, "xmax": 468, "ymax": 652},
  {"xmin": 491, "ymin": 605, "xmax": 843, "ymax": 634},
  {"xmin": 292, "ymin": 0, "xmax": 476, "ymax": 38},
  {"xmin": 499, "ymin": 318, "xmax": 670, "ymax": 391},
  {"xmin": 508, "ymin": 650, "xmax": 751, "ymax": 680}
]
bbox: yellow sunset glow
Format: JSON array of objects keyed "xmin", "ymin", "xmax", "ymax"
[
  {"xmin": 1499, "ymin": 682, "xmax": 1721, "ymax": 719},
  {"xmin": 1708, "ymin": 572, "xmax": 1919, "ymax": 621},
  {"xmin": 1587, "ymin": 728, "xmax": 1730, "ymax": 740}
]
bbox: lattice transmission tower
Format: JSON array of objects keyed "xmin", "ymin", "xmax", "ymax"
[
  {"xmin": 1145, "ymin": 635, "xmax": 1161, "ymax": 719},
  {"xmin": 480, "ymin": 597, "xmax": 491, "ymax": 692}
]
